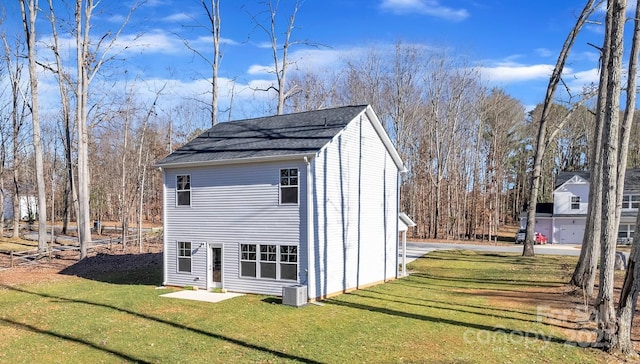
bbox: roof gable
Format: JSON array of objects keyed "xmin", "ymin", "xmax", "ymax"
[
  {"xmin": 554, "ymin": 169, "xmax": 640, "ymax": 192},
  {"xmin": 157, "ymin": 105, "xmax": 368, "ymax": 167}
]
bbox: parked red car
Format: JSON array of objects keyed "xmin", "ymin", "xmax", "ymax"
[{"xmin": 535, "ymin": 232, "xmax": 548, "ymax": 245}]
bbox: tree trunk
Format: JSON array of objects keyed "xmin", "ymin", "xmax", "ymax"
[
  {"xmin": 614, "ymin": 0, "xmax": 640, "ymax": 356},
  {"xmin": 20, "ymin": 0, "xmax": 48, "ymax": 253},
  {"xmin": 524, "ymin": 0, "xmax": 599, "ymax": 257},
  {"xmin": 595, "ymin": 0, "xmax": 626, "ymax": 352}
]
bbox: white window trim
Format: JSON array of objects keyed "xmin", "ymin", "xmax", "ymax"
[
  {"xmin": 177, "ymin": 241, "xmax": 193, "ymax": 274},
  {"xmin": 176, "ymin": 174, "xmax": 192, "ymax": 207},
  {"xmin": 622, "ymin": 194, "xmax": 640, "ymax": 209},
  {"xmin": 570, "ymin": 196, "xmax": 580, "ymax": 210},
  {"xmin": 239, "ymin": 243, "xmax": 298, "ymax": 281},
  {"xmin": 279, "ymin": 168, "xmax": 299, "ymax": 205}
]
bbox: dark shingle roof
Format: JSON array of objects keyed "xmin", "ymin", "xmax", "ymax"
[
  {"xmin": 555, "ymin": 169, "xmax": 640, "ymax": 192},
  {"xmin": 157, "ymin": 105, "xmax": 369, "ymax": 167}
]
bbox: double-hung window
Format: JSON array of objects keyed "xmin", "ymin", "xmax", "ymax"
[
  {"xmin": 260, "ymin": 245, "xmax": 277, "ymax": 279},
  {"xmin": 240, "ymin": 244, "xmax": 298, "ymax": 280},
  {"xmin": 240, "ymin": 244, "xmax": 257, "ymax": 277},
  {"xmin": 570, "ymin": 196, "xmax": 580, "ymax": 210},
  {"xmin": 622, "ymin": 195, "xmax": 640, "ymax": 209},
  {"xmin": 280, "ymin": 246, "xmax": 298, "ymax": 280},
  {"xmin": 280, "ymin": 168, "xmax": 298, "ymax": 204},
  {"xmin": 176, "ymin": 175, "xmax": 191, "ymax": 206},
  {"xmin": 177, "ymin": 242, "xmax": 192, "ymax": 273},
  {"xmin": 618, "ymin": 224, "xmax": 634, "ymax": 242}
]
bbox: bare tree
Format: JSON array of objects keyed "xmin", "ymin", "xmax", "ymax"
[
  {"xmin": 613, "ymin": 0, "xmax": 640, "ymax": 356},
  {"xmin": 180, "ymin": 0, "xmax": 222, "ymax": 126},
  {"xmin": 250, "ymin": 0, "xmax": 302, "ymax": 114},
  {"xmin": 523, "ymin": 0, "xmax": 601, "ymax": 256},
  {"xmin": 20, "ymin": 0, "xmax": 48, "ymax": 253},
  {"xmin": 70, "ymin": 0, "xmax": 140, "ymax": 259},
  {"xmin": 595, "ymin": 0, "xmax": 626, "ymax": 352}
]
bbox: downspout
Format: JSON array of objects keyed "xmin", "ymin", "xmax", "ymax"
[
  {"xmin": 160, "ymin": 167, "xmax": 168, "ymax": 286},
  {"xmin": 399, "ymin": 167, "xmax": 407, "ymax": 277},
  {"xmin": 304, "ymin": 156, "xmax": 314, "ymax": 301}
]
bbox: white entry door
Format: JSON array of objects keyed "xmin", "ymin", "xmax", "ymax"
[{"xmin": 208, "ymin": 244, "xmax": 223, "ymax": 289}]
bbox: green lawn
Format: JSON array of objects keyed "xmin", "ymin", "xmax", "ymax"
[{"xmin": 0, "ymin": 250, "xmax": 616, "ymax": 363}]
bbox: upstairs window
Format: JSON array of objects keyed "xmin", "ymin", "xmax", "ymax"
[
  {"xmin": 177, "ymin": 242, "xmax": 192, "ymax": 273},
  {"xmin": 176, "ymin": 175, "xmax": 191, "ymax": 206},
  {"xmin": 570, "ymin": 196, "xmax": 580, "ymax": 210},
  {"xmin": 280, "ymin": 168, "xmax": 299, "ymax": 204},
  {"xmin": 622, "ymin": 195, "xmax": 640, "ymax": 209}
]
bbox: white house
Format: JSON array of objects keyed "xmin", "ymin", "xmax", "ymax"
[
  {"xmin": 156, "ymin": 105, "xmax": 406, "ymax": 301},
  {"xmin": 522, "ymin": 170, "xmax": 640, "ymax": 244}
]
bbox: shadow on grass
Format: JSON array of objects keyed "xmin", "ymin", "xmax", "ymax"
[
  {"xmin": 0, "ymin": 284, "xmax": 321, "ymax": 364},
  {"xmin": 348, "ymin": 289, "xmax": 583, "ymax": 332},
  {"xmin": 59, "ymin": 252, "xmax": 163, "ymax": 285},
  {"xmin": 0, "ymin": 318, "xmax": 152, "ymax": 363},
  {"xmin": 410, "ymin": 272, "xmax": 565, "ymax": 287},
  {"xmin": 324, "ymin": 297, "xmax": 587, "ymax": 347}
]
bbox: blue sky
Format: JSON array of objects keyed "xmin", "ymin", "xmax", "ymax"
[{"xmin": 2, "ymin": 1, "xmax": 624, "ymax": 121}]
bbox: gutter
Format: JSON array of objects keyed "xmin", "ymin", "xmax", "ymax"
[{"xmin": 156, "ymin": 153, "xmax": 317, "ymax": 169}]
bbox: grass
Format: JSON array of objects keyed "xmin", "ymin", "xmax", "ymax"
[
  {"xmin": 0, "ymin": 250, "xmax": 617, "ymax": 363},
  {"xmin": 0, "ymin": 237, "xmax": 38, "ymax": 252}
]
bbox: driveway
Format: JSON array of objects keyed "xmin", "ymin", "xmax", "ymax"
[{"xmin": 405, "ymin": 241, "xmax": 582, "ymax": 263}]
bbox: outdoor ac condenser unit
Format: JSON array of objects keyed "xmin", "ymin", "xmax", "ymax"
[{"xmin": 282, "ymin": 285, "xmax": 307, "ymax": 307}]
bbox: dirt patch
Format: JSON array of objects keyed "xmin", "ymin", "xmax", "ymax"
[
  {"xmin": 471, "ymin": 284, "xmax": 640, "ymax": 358},
  {"xmin": 0, "ymin": 239, "xmax": 163, "ymax": 287}
]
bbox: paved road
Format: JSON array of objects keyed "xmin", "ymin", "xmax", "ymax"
[{"xmin": 405, "ymin": 241, "xmax": 582, "ymax": 263}]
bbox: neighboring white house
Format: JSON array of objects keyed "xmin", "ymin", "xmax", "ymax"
[
  {"xmin": 521, "ymin": 170, "xmax": 640, "ymax": 244},
  {"xmin": 2, "ymin": 191, "xmax": 38, "ymax": 222},
  {"xmin": 156, "ymin": 105, "xmax": 406, "ymax": 301}
]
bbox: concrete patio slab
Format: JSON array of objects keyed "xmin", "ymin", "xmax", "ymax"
[{"xmin": 160, "ymin": 290, "xmax": 244, "ymax": 303}]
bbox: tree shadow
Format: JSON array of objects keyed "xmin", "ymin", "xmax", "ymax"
[
  {"xmin": 0, "ymin": 284, "xmax": 321, "ymax": 364},
  {"xmin": 324, "ymin": 297, "xmax": 587, "ymax": 347},
  {"xmin": 58, "ymin": 252, "xmax": 163, "ymax": 285}
]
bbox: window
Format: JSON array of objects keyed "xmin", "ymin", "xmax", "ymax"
[
  {"xmin": 176, "ymin": 175, "xmax": 191, "ymax": 206},
  {"xmin": 280, "ymin": 168, "xmax": 298, "ymax": 204},
  {"xmin": 240, "ymin": 244, "xmax": 257, "ymax": 277},
  {"xmin": 260, "ymin": 245, "xmax": 277, "ymax": 279},
  {"xmin": 177, "ymin": 242, "xmax": 192, "ymax": 273},
  {"xmin": 570, "ymin": 196, "xmax": 580, "ymax": 210},
  {"xmin": 618, "ymin": 224, "xmax": 634, "ymax": 243},
  {"xmin": 239, "ymin": 243, "xmax": 298, "ymax": 281},
  {"xmin": 280, "ymin": 245, "xmax": 298, "ymax": 280},
  {"xmin": 622, "ymin": 195, "xmax": 640, "ymax": 209}
]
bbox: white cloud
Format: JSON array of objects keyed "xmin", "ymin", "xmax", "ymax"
[
  {"xmin": 247, "ymin": 64, "xmax": 274, "ymax": 75},
  {"xmin": 380, "ymin": 0, "xmax": 469, "ymax": 21},
  {"xmin": 163, "ymin": 12, "xmax": 192, "ymax": 23},
  {"xmin": 479, "ymin": 63, "xmax": 555, "ymax": 83},
  {"xmin": 535, "ymin": 48, "xmax": 553, "ymax": 58}
]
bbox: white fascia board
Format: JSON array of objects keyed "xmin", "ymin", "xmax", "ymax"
[
  {"xmin": 363, "ymin": 106, "xmax": 406, "ymax": 173},
  {"xmin": 156, "ymin": 153, "xmax": 317, "ymax": 169}
]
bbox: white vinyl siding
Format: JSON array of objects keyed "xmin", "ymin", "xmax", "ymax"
[
  {"xmin": 163, "ymin": 160, "xmax": 303, "ymax": 294},
  {"xmin": 308, "ymin": 112, "xmax": 398, "ymax": 299}
]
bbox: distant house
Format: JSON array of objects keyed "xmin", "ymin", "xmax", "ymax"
[
  {"xmin": 521, "ymin": 170, "xmax": 640, "ymax": 244},
  {"xmin": 157, "ymin": 105, "xmax": 407, "ymax": 300},
  {"xmin": 2, "ymin": 190, "xmax": 37, "ymax": 222}
]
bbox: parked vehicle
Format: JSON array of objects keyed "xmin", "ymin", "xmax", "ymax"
[
  {"xmin": 535, "ymin": 232, "xmax": 548, "ymax": 244},
  {"xmin": 515, "ymin": 229, "xmax": 548, "ymax": 244}
]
